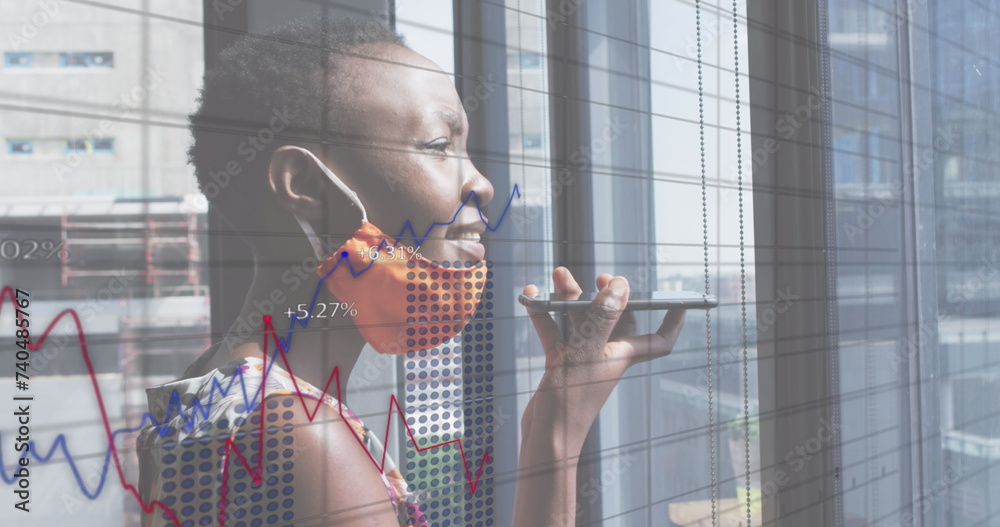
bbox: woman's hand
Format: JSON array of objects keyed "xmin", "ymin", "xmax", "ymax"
[
  {"xmin": 520, "ymin": 267, "xmax": 685, "ymax": 450},
  {"xmin": 513, "ymin": 267, "xmax": 684, "ymax": 527}
]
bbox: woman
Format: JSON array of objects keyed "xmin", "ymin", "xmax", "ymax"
[{"xmin": 137, "ymin": 17, "xmax": 684, "ymax": 527}]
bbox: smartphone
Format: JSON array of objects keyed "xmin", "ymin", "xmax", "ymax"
[{"xmin": 518, "ymin": 291, "xmax": 718, "ymax": 312}]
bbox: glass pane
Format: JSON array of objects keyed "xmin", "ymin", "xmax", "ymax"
[
  {"xmin": 0, "ymin": 2, "xmax": 205, "ymax": 526},
  {"xmin": 505, "ymin": 0, "xmax": 555, "ymax": 439},
  {"xmin": 647, "ymin": 1, "xmax": 760, "ymax": 525},
  {"xmin": 928, "ymin": 2, "xmax": 1000, "ymax": 524},
  {"xmin": 827, "ymin": 0, "xmax": 912, "ymax": 524},
  {"xmin": 827, "ymin": 0, "xmax": 1000, "ymax": 524}
]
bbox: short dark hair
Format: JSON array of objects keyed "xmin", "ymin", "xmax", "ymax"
[{"xmin": 188, "ymin": 16, "xmax": 406, "ymax": 201}]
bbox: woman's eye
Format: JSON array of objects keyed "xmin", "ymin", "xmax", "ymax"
[{"xmin": 424, "ymin": 139, "xmax": 452, "ymax": 153}]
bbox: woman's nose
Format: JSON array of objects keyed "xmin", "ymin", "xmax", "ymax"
[{"xmin": 463, "ymin": 160, "xmax": 494, "ymax": 209}]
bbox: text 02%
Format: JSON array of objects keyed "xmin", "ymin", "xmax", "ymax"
[{"xmin": 0, "ymin": 239, "xmax": 69, "ymax": 261}]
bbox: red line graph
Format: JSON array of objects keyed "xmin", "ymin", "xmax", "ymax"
[{"xmin": 0, "ymin": 286, "xmax": 492, "ymax": 527}]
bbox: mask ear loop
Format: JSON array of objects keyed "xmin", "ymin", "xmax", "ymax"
[
  {"xmin": 300, "ymin": 149, "xmax": 368, "ymax": 223},
  {"xmin": 293, "ymin": 149, "xmax": 370, "ymax": 261}
]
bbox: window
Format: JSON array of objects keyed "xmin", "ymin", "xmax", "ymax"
[
  {"xmin": 507, "ymin": 51, "xmax": 543, "ymax": 70},
  {"xmin": 64, "ymin": 137, "xmax": 115, "ymax": 155},
  {"xmin": 927, "ymin": 2, "xmax": 1000, "ymax": 524},
  {"xmin": 4, "ymin": 52, "xmax": 32, "ymax": 68},
  {"xmin": 6, "ymin": 139, "xmax": 33, "ymax": 154},
  {"xmin": 91, "ymin": 138, "xmax": 115, "ymax": 154},
  {"xmin": 65, "ymin": 138, "xmax": 87, "ymax": 153},
  {"xmin": 59, "ymin": 51, "xmax": 114, "ymax": 68},
  {"xmin": 745, "ymin": 1, "xmax": 1000, "ymax": 525},
  {"xmin": 2, "ymin": 1, "xmax": 995, "ymax": 526},
  {"xmin": 2, "ymin": 51, "xmax": 116, "ymax": 69},
  {"xmin": 647, "ymin": 1, "xmax": 759, "ymax": 524},
  {"xmin": 520, "ymin": 52, "xmax": 542, "ymax": 69},
  {"xmin": 0, "ymin": 2, "xmax": 204, "ymax": 525},
  {"xmin": 522, "ymin": 133, "xmax": 543, "ymax": 150}
]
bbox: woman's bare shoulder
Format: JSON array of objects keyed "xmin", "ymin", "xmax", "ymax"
[{"xmin": 256, "ymin": 394, "xmax": 403, "ymax": 526}]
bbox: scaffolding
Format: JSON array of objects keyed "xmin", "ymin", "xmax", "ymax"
[{"xmin": 61, "ymin": 210, "xmax": 201, "ymax": 296}]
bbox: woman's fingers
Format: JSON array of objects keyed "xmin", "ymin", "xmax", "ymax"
[
  {"xmin": 610, "ymin": 310, "xmax": 637, "ymax": 340},
  {"xmin": 522, "ymin": 284, "xmax": 561, "ymax": 353},
  {"xmin": 614, "ymin": 309, "xmax": 686, "ymax": 364},
  {"xmin": 555, "ymin": 267, "xmax": 588, "ymax": 327},
  {"xmin": 595, "ymin": 274, "xmax": 639, "ymax": 339},
  {"xmin": 553, "ymin": 267, "xmax": 583, "ymax": 300},
  {"xmin": 656, "ymin": 309, "xmax": 686, "ymax": 344},
  {"xmin": 570, "ymin": 276, "xmax": 630, "ymax": 352}
]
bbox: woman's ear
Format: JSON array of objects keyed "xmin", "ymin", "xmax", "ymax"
[{"xmin": 267, "ymin": 145, "xmax": 329, "ymax": 221}]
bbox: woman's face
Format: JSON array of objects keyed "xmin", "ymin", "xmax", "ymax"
[{"xmin": 328, "ymin": 44, "xmax": 495, "ymax": 264}]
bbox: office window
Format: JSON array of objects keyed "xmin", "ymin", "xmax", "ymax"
[
  {"xmin": 520, "ymin": 52, "xmax": 541, "ymax": 69},
  {"xmin": 821, "ymin": 0, "xmax": 1000, "ymax": 525},
  {"xmin": 928, "ymin": 2, "xmax": 1000, "ymax": 524},
  {"xmin": 59, "ymin": 51, "xmax": 114, "ymax": 68},
  {"xmin": 5, "ymin": 51, "xmax": 118, "ymax": 69},
  {"xmin": 64, "ymin": 138, "xmax": 87, "ymax": 153},
  {"xmin": 0, "ymin": 2, "xmax": 204, "ymax": 526},
  {"xmin": 6, "ymin": 139, "xmax": 33, "ymax": 154},
  {"xmin": 507, "ymin": 51, "xmax": 543, "ymax": 70},
  {"xmin": 522, "ymin": 133, "xmax": 542, "ymax": 150},
  {"xmin": 647, "ymin": 0, "xmax": 758, "ymax": 524},
  {"xmin": 64, "ymin": 137, "xmax": 115, "ymax": 155},
  {"xmin": 1, "ymin": 1, "xmax": 995, "ymax": 526},
  {"xmin": 91, "ymin": 138, "xmax": 114, "ymax": 154},
  {"xmin": 4, "ymin": 52, "xmax": 32, "ymax": 68}
]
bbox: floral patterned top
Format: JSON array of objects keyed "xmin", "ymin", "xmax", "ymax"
[{"xmin": 136, "ymin": 356, "xmax": 428, "ymax": 527}]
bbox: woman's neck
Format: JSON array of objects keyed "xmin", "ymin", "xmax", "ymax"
[{"xmin": 203, "ymin": 260, "xmax": 368, "ymax": 396}]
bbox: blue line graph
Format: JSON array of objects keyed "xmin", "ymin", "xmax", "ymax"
[
  {"xmin": 0, "ymin": 184, "xmax": 519, "ymax": 500},
  {"xmin": 280, "ymin": 184, "xmax": 518, "ymax": 351}
]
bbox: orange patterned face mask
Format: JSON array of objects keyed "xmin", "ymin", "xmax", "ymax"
[
  {"xmin": 293, "ymin": 149, "xmax": 486, "ymax": 355},
  {"xmin": 316, "ymin": 222, "xmax": 486, "ymax": 355}
]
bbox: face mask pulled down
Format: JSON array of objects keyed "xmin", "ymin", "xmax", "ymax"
[{"xmin": 294, "ymin": 150, "xmax": 487, "ymax": 355}]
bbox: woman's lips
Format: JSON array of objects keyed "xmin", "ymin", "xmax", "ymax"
[
  {"xmin": 452, "ymin": 238, "xmax": 486, "ymax": 261},
  {"xmin": 447, "ymin": 229, "xmax": 485, "ymax": 261}
]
